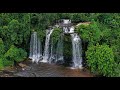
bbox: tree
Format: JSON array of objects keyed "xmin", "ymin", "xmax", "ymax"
[
  {"xmin": 4, "ymin": 45, "xmax": 27, "ymax": 63},
  {"xmin": 76, "ymin": 21, "xmax": 101, "ymax": 45},
  {"xmin": 0, "ymin": 38, "xmax": 5, "ymax": 57},
  {"xmin": 86, "ymin": 44, "xmax": 116, "ymax": 77}
]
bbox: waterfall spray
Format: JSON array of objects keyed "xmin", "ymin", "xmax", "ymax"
[
  {"xmin": 71, "ymin": 33, "xmax": 83, "ymax": 69},
  {"xmin": 29, "ymin": 31, "xmax": 42, "ymax": 63},
  {"xmin": 41, "ymin": 28, "xmax": 54, "ymax": 63}
]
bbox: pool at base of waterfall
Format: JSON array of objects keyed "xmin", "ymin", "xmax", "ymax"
[{"xmin": 11, "ymin": 60, "xmax": 93, "ymax": 77}]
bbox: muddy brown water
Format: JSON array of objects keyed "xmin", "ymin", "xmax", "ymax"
[{"xmin": 0, "ymin": 60, "xmax": 93, "ymax": 77}]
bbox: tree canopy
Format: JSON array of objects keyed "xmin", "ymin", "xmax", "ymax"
[{"xmin": 0, "ymin": 13, "xmax": 120, "ymax": 77}]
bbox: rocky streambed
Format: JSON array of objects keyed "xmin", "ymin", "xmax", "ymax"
[{"xmin": 0, "ymin": 60, "xmax": 93, "ymax": 77}]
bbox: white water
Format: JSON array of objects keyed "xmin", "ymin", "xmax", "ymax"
[
  {"xmin": 29, "ymin": 32, "xmax": 42, "ymax": 63},
  {"xmin": 69, "ymin": 26, "xmax": 74, "ymax": 33},
  {"xmin": 41, "ymin": 28, "xmax": 54, "ymax": 63},
  {"xmin": 29, "ymin": 19, "xmax": 83, "ymax": 69},
  {"xmin": 71, "ymin": 33, "xmax": 83, "ymax": 69},
  {"xmin": 63, "ymin": 19, "xmax": 71, "ymax": 24}
]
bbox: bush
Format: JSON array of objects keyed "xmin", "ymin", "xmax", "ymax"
[
  {"xmin": 98, "ymin": 13, "xmax": 120, "ymax": 29},
  {"xmin": 0, "ymin": 38, "xmax": 5, "ymax": 57},
  {"xmin": 4, "ymin": 45, "xmax": 27, "ymax": 63},
  {"xmin": 76, "ymin": 21, "xmax": 101, "ymax": 45},
  {"xmin": 114, "ymin": 63, "xmax": 120, "ymax": 77},
  {"xmin": 51, "ymin": 28, "xmax": 62, "ymax": 44},
  {"xmin": 0, "ymin": 44, "xmax": 27, "ymax": 67},
  {"xmin": 15, "ymin": 48, "xmax": 27, "ymax": 62},
  {"xmin": 0, "ymin": 56, "xmax": 14, "ymax": 68},
  {"xmin": 0, "ymin": 39, "xmax": 14, "ymax": 68},
  {"xmin": 4, "ymin": 45, "xmax": 18, "ymax": 61},
  {"xmin": 2, "ymin": 57, "xmax": 14, "ymax": 67},
  {"xmin": 0, "ymin": 58, "xmax": 4, "ymax": 70},
  {"xmin": 86, "ymin": 44, "xmax": 116, "ymax": 77}
]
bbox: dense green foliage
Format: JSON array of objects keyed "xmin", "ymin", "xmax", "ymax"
[
  {"xmin": 0, "ymin": 45, "xmax": 27, "ymax": 68},
  {"xmin": 0, "ymin": 38, "xmax": 5, "ymax": 57},
  {"xmin": 86, "ymin": 44, "xmax": 116, "ymax": 76},
  {"xmin": 0, "ymin": 13, "xmax": 120, "ymax": 77},
  {"xmin": 63, "ymin": 35, "xmax": 72, "ymax": 66},
  {"xmin": 2, "ymin": 56, "xmax": 14, "ymax": 67},
  {"xmin": 76, "ymin": 21, "xmax": 101, "ymax": 45},
  {"xmin": 51, "ymin": 28, "xmax": 62, "ymax": 44},
  {"xmin": 75, "ymin": 14, "xmax": 120, "ymax": 76},
  {"xmin": 4, "ymin": 45, "xmax": 27, "ymax": 63},
  {"xmin": 0, "ymin": 58, "xmax": 4, "ymax": 69}
]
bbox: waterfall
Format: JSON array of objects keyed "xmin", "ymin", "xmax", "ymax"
[
  {"xmin": 29, "ymin": 32, "xmax": 42, "ymax": 63},
  {"xmin": 49, "ymin": 39, "xmax": 55, "ymax": 63},
  {"xmin": 71, "ymin": 33, "xmax": 83, "ymax": 69},
  {"xmin": 41, "ymin": 28, "xmax": 54, "ymax": 63},
  {"xmin": 28, "ymin": 19, "xmax": 84, "ymax": 69},
  {"xmin": 55, "ymin": 33, "xmax": 64, "ymax": 63}
]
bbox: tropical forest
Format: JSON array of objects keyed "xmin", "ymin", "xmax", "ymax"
[{"xmin": 0, "ymin": 13, "xmax": 120, "ymax": 77}]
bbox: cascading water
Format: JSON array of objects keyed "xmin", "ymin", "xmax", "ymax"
[
  {"xmin": 41, "ymin": 28, "xmax": 54, "ymax": 63},
  {"xmin": 71, "ymin": 33, "xmax": 83, "ymax": 69},
  {"xmin": 55, "ymin": 33, "xmax": 64, "ymax": 63},
  {"xmin": 61, "ymin": 19, "xmax": 83, "ymax": 69},
  {"xmin": 29, "ymin": 31, "xmax": 42, "ymax": 63},
  {"xmin": 49, "ymin": 39, "xmax": 55, "ymax": 63},
  {"xmin": 29, "ymin": 19, "xmax": 83, "ymax": 70}
]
